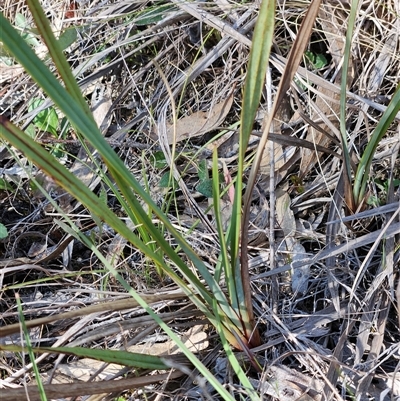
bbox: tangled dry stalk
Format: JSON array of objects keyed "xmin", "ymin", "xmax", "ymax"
[{"xmin": 1, "ymin": 0, "xmax": 399, "ymax": 399}]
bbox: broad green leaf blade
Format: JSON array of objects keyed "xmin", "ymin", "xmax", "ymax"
[
  {"xmin": 135, "ymin": 5, "xmax": 176, "ymax": 25},
  {"xmin": 239, "ymin": 0, "xmax": 276, "ymax": 158},
  {"xmin": 196, "ymin": 179, "xmax": 213, "ymax": 198},
  {"xmin": 243, "ymin": 0, "xmax": 323, "ymax": 208},
  {"xmin": 58, "ymin": 27, "xmax": 77, "ymax": 51},
  {"xmin": 15, "ymin": 12, "xmax": 41, "ymax": 47},
  {"xmin": 234, "ymin": 0, "xmax": 276, "ymax": 262}
]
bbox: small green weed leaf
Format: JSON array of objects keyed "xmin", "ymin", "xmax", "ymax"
[
  {"xmin": 15, "ymin": 13, "xmax": 41, "ymax": 48},
  {"xmin": 367, "ymin": 195, "xmax": 380, "ymax": 207},
  {"xmin": 15, "ymin": 13, "xmax": 29, "ymax": 29},
  {"xmin": 159, "ymin": 171, "xmax": 176, "ymax": 188},
  {"xmin": 197, "ymin": 159, "xmax": 209, "ymax": 182},
  {"xmin": 0, "ymin": 52, "xmax": 13, "ymax": 65},
  {"xmin": 50, "ymin": 143, "xmax": 64, "ymax": 158},
  {"xmin": 196, "ymin": 179, "xmax": 213, "ymax": 198},
  {"xmin": 152, "ymin": 151, "xmax": 168, "ymax": 169},
  {"xmin": 57, "ymin": 27, "xmax": 77, "ymax": 51},
  {"xmin": 25, "ymin": 124, "xmax": 36, "ymax": 138},
  {"xmin": 313, "ymin": 53, "xmax": 327, "ymax": 69},
  {"xmin": 0, "ymin": 178, "xmax": 14, "ymax": 191},
  {"xmin": 305, "ymin": 50, "xmax": 327, "ymax": 70},
  {"xmin": 20, "ymin": 30, "xmax": 40, "ymax": 48},
  {"xmin": 99, "ymin": 184, "xmax": 108, "ymax": 205},
  {"xmin": 29, "ymin": 99, "xmax": 59, "ymax": 136},
  {"xmin": 0, "ymin": 223, "xmax": 8, "ymax": 239},
  {"xmin": 136, "ymin": 5, "xmax": 175, "ymax": 26}
]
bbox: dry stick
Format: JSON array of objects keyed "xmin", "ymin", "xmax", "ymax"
[
  {"xmin": 240, "ymin": 0, "xmax": 323, "ymax": 334},
  {"xmin": 0, "ymin": 371, "xmax": 183, "ymax": 401},
  {"xmin": 0, "ymin": 290, "xmax": 185, "ymax": 337}
]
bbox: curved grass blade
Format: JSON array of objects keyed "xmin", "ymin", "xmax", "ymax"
[{"xmin": 26, "ymin": 0, "xmax": 92, "ymax": 116}]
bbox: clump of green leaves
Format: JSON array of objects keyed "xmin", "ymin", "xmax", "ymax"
[
  {"xmin": 304, "ymin": 50, "xmax": 327, "ymax": 70},
  {"xmin": 0, "ymin": 0, "xmax": 276, "ymax": 398},
  {"xmin": 196, "ymin": 159, "xmax": 214, "ymax": 198}
]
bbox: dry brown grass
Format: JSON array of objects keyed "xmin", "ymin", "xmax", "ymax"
[{"xmin": 1, "ymin": 0, "xmax": 399, "ymax": 399}]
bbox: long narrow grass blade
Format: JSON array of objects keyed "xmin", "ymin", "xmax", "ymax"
[
  {"xmin": 212, "ymin": 149, "xmax": 238, "ymax": 307},
  {"xmin": 16, "ymin": 295, "xmax": 48, "ymax": 401},
  {"xmin": 0, "ymin": 344, "xmax": 171, "ymax": 370},
  {"xmin": 240, "ymin": 0, "xmax": 322, "ymax": 346},
  {"xmin": 209, "ymin": 154, "xmax": 250, "ymax": 346},
  {"xmin": 26, "ymin": 0, "xmax": 92, "ymax": 116},
  {"xmin": 353, "ymin": 83, "xmax": 400, "ymax": 205},
  {"xmin": 339, "ymin": 0, "xmax": 360, "ymax": 212},
  {"xmin": 232, "ymin": 0, "xmax": 276, "ymax": 348},
  {"xmin": 24, "ymin": 1, "xmax": 159, "ymax": 260},
  {"xmin": 234, "ymin": 0, "xmax": 275, "ymax": 255},
  {"xmin": 243, "ymin": 0, "xmax": 323, "ymax": 214},
  {"xmin": 0, "ymin": 118, "xmax": 214, "ymax": 317}
]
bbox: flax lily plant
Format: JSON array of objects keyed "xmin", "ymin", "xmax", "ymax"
[{"xmin": 0, "ymin": 0, "xmax": 276, "ymax": 397}]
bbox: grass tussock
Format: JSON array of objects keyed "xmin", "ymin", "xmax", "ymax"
[{"xmin": 0, "ymin": 0, "xmax": 399, "ymax": 400}]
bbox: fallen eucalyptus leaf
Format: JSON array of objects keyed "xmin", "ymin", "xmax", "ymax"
[{"xmin": 166, "ymin": 93, "xmax": 233, "ymax": 144}]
